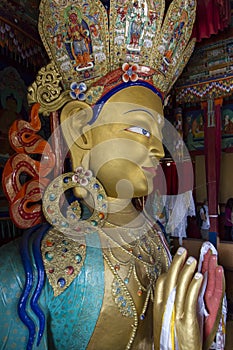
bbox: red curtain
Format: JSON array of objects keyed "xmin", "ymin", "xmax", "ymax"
[
  {"xmin": 192, "ymin": 0, "xmax": 231, "ymax": 42},
  {"xmin": 153, "ymin": 160, "xmax": 194, "ymax": 195}
]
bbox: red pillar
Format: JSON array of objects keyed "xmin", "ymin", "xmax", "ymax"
[{"xmin": 201, "ymin": 98, "xmax": 223, "ymax": 235}]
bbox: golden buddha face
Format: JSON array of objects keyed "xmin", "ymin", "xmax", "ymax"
[{"xmin": 61, "ymin": 85, "xmax": 165, "ymax": 199}]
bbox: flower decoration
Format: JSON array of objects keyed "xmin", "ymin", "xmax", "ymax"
[
  {"xmin": 72, "ymin": 167, "xmax": 93, "ymax": 186},
  {"xmin": 122, "ymin": 63, "xmax": 139, "ymax": 83},
  {"xmin": 70, "ymin": 82, "xmax": 87, "ymax": 101}
]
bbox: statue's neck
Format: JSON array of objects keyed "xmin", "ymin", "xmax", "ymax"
[{"xmin": 105, "ymin": 197, "xmax": 144, "ymax": 227}]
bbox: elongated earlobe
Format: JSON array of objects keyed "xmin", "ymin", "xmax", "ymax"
[{"xmin": 60, "ymin": 101, "xmax": 93, "ymax": 150}]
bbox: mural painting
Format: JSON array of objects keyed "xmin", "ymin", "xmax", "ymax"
[
  {"xmin": 183, "ymin": 109, "xmax": 205, "ymax": 150},
  {"xmin": 222, "ymin": 103, "xmax": 233, "ymax": 149}
]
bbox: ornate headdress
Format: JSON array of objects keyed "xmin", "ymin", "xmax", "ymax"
[{"xmin": 29, "ymin": 0, "xmax": 196, "ymax": 114}]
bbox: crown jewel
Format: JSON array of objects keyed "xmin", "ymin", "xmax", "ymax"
[{"xmin": 38, "ymin": 0, "xmax": 196, "ymax": 105}]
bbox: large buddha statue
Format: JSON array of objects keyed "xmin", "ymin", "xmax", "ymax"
[{"xmin": 0, "ymin": 0, "xmax": 225, "ymax": 349}]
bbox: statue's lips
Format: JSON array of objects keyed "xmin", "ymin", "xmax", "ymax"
[{"xmin": 142, "ymin": 167, "xmax": 157, "ymax": 176}]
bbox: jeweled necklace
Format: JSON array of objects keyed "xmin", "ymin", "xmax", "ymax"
[
  {"xmin": 101, "ymin": 222, "xmax": 163, "ymax": 285},
  {"xmin": 98, "ymin": 222, "xmax": 163, "ymax": 349}
]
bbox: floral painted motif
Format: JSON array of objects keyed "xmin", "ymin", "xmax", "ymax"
[
  {"xmin": 70, "ymin": 82, "xmax": 87, "ymax": 101},
  {"xmin": 122, "ymin": 63, "xmax": 139, "ymax": 83}
]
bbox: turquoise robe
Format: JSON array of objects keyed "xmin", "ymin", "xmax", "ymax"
[{"xmin": 0, "ymin": 224, "xmax": 105, "ymax": 350}]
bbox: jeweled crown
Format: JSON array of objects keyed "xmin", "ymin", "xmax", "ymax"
[{"xmin": 30, "ymin": 0, "xmax": 196, "ymax": 111}]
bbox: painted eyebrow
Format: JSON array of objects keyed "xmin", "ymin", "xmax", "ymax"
[{"xmin": 123, "ymin": 108, "xmax": 154, "ymax": 119}]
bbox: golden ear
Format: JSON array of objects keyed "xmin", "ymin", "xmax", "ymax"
[{"xmin": 60, "ymin": 100, "xmax": 93, "ymax": 150}]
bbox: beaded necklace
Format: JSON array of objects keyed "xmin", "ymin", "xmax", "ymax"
[{"xmin": 98, "ymin": 221, "xmax": 164, "ymax": 349}]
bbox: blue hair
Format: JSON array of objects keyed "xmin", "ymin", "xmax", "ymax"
[
  {"xmin": 89, "ymin": 80, "xmax": 163, "ymax": 125},
  {"xmin": 18, "ymin": 223, "xmax": 50, "ymax": 350}
]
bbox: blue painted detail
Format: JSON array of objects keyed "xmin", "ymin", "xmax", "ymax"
[
  {"xmin": 18, "ymin": 224, "xmax": 49, "ymax": 349},
  {"xmin": 89, "ymin": 81, "xmax": 163, "ymax": 125},
  {"xmin": 31, "ymin": 224, "xmax": 50, "ymax": 346},
  {"xmin": 18, "ymin": 227, "xmax": 37, "ymax": 350}
]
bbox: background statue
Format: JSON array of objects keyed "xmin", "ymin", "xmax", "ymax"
[{"xmin": 0, "ymin": 0, "xmax": 226, "ymax": 349}]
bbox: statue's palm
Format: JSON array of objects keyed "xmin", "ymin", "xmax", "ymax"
[{"xmin": 153, "ymin": 247, "xmax": 224, "ymax": 350}]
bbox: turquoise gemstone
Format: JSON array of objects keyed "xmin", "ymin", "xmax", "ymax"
[
  {"xmin": 45, "ymin": 252, "xmax": 53, "ymax": 261},
  {"xmin": 91, "ymin": 220, "xmax": 98, "ymax": 226},
  {"xmin": 97, "ymin": 194, "xmax": 103, "ymax": 201},
  {"xmin": 75, "ymin": 254, "xmax": 82, "ymax": 263},
  {"xmin": 87, "ymin": 95, "xmax": 93, "ymax": 103},
  {"xmin": 49, "ymin": 194, "xmax": 56, "ymax": 201}
]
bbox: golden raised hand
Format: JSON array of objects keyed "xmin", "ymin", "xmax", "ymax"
[{"xmin": 153, "ymin": 246, "xmax": 224, "ymax": 350}]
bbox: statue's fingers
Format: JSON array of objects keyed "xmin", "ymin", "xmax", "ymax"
[
  {"xmin": 154, "ymin": 273, "xmax": 167, "ymax": 306},
  {"xmin": 204, "ymin": 255, "xmax": 217, "ymax": 304},
  {"xmin": 201, "ymin": 249, "xmax": 211, "ymax": 275},
  {"xmin": 153, "ymin": 273, "xmax": 167, "ymax": 350},
  {"xmin": 184, "ymin": 272, "xmax": 203, "ymax": 320},
  {"xmin": 205, "ymin": 266, "xmax": 225, "ymax": 337},
  {"xmin": 175, "ymin": 256, "xmax": 197, "ymax": 320},
  {"xmin": 214, "ymin": 266, "xmax": 224, "ymax": 299},
  {"xmin": 204, "ymin": 267, "xmax": 225, "ymax": 349},
  {"xmin": 164, "ymin": 247, "xmax": 187, "ymax": 302}
]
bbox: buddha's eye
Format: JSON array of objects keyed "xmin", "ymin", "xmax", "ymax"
[{"xmin": 125, "ymin": 126, "xmax": 151, "ymax": 138}]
